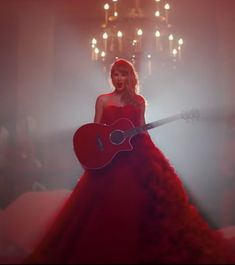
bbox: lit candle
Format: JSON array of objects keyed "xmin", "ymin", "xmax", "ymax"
[
  {"xmin": 131, "ymin": 54, "xmax": 136, "ymax": 64},
  {"xmin": 155, "ymin": 10, "xmax": 160, "ymax": 17},
  {"xmin": 164, "ymin": 3, "xmax": 170, "ymax": 25},
  {"xmin": 147, "ymin": 54, "xmax": 152, "ymax": 75},
  {"xmin": 117, "ymin": 31, "xmax": 123, "ymax": 52},
  {"xmin": 172, "ymin": 48, "xmax": 177, "ymax": 57},
  {"xmin": 137, "ymin": 28, "xmax": 143, "ymax": 50},
  {"xmin": 132, "ymin": 40, "xmax": 137, "ymax": 45},
  {"xmin": 172, "ymin": 48, "xmax": 177, "ymax": 64},
  {"xmin": 112, "ymin": 0, "xmax": 118, "ymax": 14},
  {"xmin": 178, "ymin": 38, "xmax": 183, "ymax": 46},
  {"xmin": 178, "ymin": 38, "xmax": 183, "ymax": 61},
  {"xmin": 104, "ymin": 3, "xmax": 110, "ymax": 26},
  {"xmin": 168, "ymin": 34, "xmax": 174, "ymax": 54},
  {"xmin": 94, "ymin": 47, "xmax": 99, "ymax": 61},
  {"xmin": 101, "ymin": 51, "xmax": 106, "ymax": 72},
  {"xmin": 132, "ymin": 39, "xmax": 137, "ymax": 52},
  {"xmin": 92, "ymin": 38, "xmax": 97, "ymax": 46},
  {"xmin": 155, "ymin": 30, "xmax": 161, "ymax": 51},
  {"xmin": 103, "ymin": 32, "xmax": 108, "ymax": 53}
]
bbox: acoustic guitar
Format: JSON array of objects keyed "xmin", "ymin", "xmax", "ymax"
[{"xmin": 73, "ymin": 109, "xmax": 200, "ymax": 170}]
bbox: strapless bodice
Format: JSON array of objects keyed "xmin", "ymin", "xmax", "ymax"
[{"xmin": 101, "ymin": 104, "xmax": 142, "ymax": 127}]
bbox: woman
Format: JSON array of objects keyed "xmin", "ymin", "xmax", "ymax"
[{"xmin": 27, "ymin": 59, "xmax": 234, "ymax": 264}]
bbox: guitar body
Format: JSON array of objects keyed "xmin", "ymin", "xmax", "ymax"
[
  {"xmin": 73, "ymin": 118, "xmax": 135, "ymax": 169},
  {"xmin": 73, "ymin": 109, "xmax": 199, "ymax": 170}
]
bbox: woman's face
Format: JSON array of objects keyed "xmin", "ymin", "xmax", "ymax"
[{"xmin": 112, "ymin": 69, "xmax": 129, "ymax": 93}]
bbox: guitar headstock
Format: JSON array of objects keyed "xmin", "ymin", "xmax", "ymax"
[{"xmin": 181, "ymin": 108, "xmax": 200, "ymax": 122}]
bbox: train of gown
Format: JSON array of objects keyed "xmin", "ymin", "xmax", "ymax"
[{"xmin": 0, "ymin": 190, "xmax": 235, "ymax": 264}]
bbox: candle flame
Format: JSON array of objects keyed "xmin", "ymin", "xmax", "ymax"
[
  {"xmin": 178, "ymin": 38, "xmax": 183, "ymax": 45},
  {"xmin": 137, "ymin": 29, "xmax": 143, "ymax": 36},
  {"xmin": 164, "ymin": 3, "xmax": 170, "ymax": 10},
  {"xmin": 103, "ymin": 32, "xmax": 108, "ymax": 39},
  {"xmin": 104, "ymin": 3, "xmax": 110, "ymax": 10},
  {"xmin": 172, "ymin": 48, "xmax": 177, "ymax": 56},
  {"xmin": 155, "ymin": 30, "xmax": 160, "ymax": 37},
  {"xmin": 117, "ymin": 31, "xmax": 123, "ymax": 38},
  {"xmin": 169, "ymin": 34, "xmax": 174, "ymax": 41},
  {"xmin": 92, "ymin": 38, "xmax": 97, "ymax": 45},
  {"xmin": 155, "ymin": 11, "xmax": 160, "ymax": 17}
]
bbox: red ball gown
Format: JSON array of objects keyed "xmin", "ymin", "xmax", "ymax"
[{"xmin": 27, "ymin": 104, "xmax": 234, "ymax": 264}]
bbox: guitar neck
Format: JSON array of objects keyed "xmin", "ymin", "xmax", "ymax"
[
  {"xmin": 124, "ymin": 114, "xmax": 181, "ymax": 137},
  {"xmin": 146, "ymin": 114, "xmax": 181, "ymax": 130}
]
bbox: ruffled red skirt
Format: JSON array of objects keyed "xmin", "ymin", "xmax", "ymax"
[{"xmin": 26, "ymin": 134, "xmax": 235, "ymax": 264}]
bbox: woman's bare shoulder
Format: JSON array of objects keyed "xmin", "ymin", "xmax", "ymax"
[
  {"xmin": 97, "ymin": 93, "xmax": 113, "ymax": 100},
  {"xmin": 136, "ymin": 94, "xmax": 146, "ymax": 105},
  {"xmin": 96, "ymin": 93, "xmax": 113, "ymax": 105},
  {"xmin": 96, "ymin": 93, "xmax": 109, "ymax": 103}
]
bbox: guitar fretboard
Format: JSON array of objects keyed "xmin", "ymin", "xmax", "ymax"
[{"xmin": 124, "ymin": 114, "xmax": 181, "ymax": 138}]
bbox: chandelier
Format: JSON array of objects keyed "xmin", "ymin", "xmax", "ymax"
[{"xmin": 90, "ymin": 0, "xmax": 184, "ymax": 74}]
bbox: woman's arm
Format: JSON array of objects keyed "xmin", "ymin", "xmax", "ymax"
[{"xmin": 94, "ymin": 95, "xmax": 106, "ymax": 124}]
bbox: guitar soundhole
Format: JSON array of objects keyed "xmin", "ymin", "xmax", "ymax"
[{"xmin": 110, "ymin": 130, "xmax": 125, "ymax": 145}]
